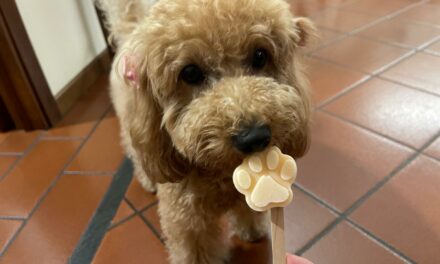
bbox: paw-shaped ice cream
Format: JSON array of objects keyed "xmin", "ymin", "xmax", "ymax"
[{"xmin": 233, "ymin": 146, "xmax": 297, "ymax": 212}]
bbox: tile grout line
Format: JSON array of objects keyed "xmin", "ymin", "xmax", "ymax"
[
  {"xmin": 0, "ymin": 216, "xmax": 26, "ymax": 221},
  {"xmin": 354, "ymin": 33, "xmax": 440, "ymax": 52},
  {"xmin": 294, "ymin": 184, "xmax": 342, "ymax": 216},
  {"xmin": 124, "ymin": 198, "xmax": 164, "ymax": 243},
  {"xmin": 0, "ymin": 132, "xmax": 45, "ymax": 182},
  {"xmin": 312, "ymin": 45, "xmax": 440, "ymax": 113},
  {"xmin": 348, "ymin": 1, "xmax": 429, "ymax": 33},
  {"xmin": 0, "ymin": 153, "xmax": 22, "ymax": 157},
  {"xmin": 309, "ymin": 0, "xmax": 428, "ymax": 55},
  {"xmin": 423, "ymin": 152, "xmax": 440, "ymax": 163},
  {"xmin": 423, "ymin": 49, "xmax": 440, "ymax": 57},
  {"xmin": 313, "ymin": 45, "xmax": 424, "ymax": 112},
  {"xmin": 69, "ymin": 158, "xmax": 133, "ymax": 264},
  {"xmin": 106, "ymin": 197, "xmax": 139, "ymax": 230},
  {"xmin": 344, "ymin": 129, "xmax": 440, "ymax": 216},
  {"xmin": 107, "ymin": 211, "xmax": 138, "ymax": 231},
  {"xmin": 63, "ymin": 171, "xmax": 115, "ymax": 176},
  {"xmin": 296, "ymin": 185, "xmax": 415, "ymax": 263},
  {"xmin": 313, "ymin": 74, "xmax": 374, "ymax": 108},
  {"xmin": 139, "ymin": 200, "xmax": 159, "ymax": 214},
  {"xmin": 295, "ymin": 218, "xmax": 343, "ymax": 256},
  {"xmin": 0, "ymin": 106, "xmax": 112, "ymax": 258},
  {"xmin": 377, "ymin": 75, "xmax": 440, "ymax": 98},
  {"xmin": 40, "ymin": 136, "xmax": 86, "ymax": 141},
  {"xmin": 310, "ymin": 16, "xmax": 440, "ymax": 107},
  {"xmin": 296, "ymin": 130, "xmax": 440, "ymax": 260},
  {"xmin": 422, "ymin": 139, "xmax": 440, "ymax": 162},
  {"xmin": 340, "ymin": 0, "xmax": 430, "ymax": 14},
  {"xmin": 310, "ymin": 1, "xmax": 434, "ymax": 65},
  {"xmin": 345, "ymin": 219, "xmax": 413, "ymax": 264},
  {"xmin": 296, "ymin": 177, "xmax": 427, "ymax": 264},
  {"xmin": 138, "ymin": 213, "xmax": 165, "ymax": 244},
  {"xmin": 318, "ymin": 110, "xmax": 418, "ymax": 151},
  {"xmin": 294, "ymin": 185, "xmax": 413, "ymax": 263}
]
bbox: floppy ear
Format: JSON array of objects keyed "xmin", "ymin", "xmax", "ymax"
[
  {"xmin": 289, "ymin": 122, "xmax": 311, "ymax": 159},
  {"xmin": 291, "ymin": 17, "xmax": 318, "ymax": 47},
  {"xmin": 279, "ymin": 16, "xmax": 315, "ymax": 158},
  {"xmin": 122, "ymin": 54, "xmax": 189, "ymax": 184}
]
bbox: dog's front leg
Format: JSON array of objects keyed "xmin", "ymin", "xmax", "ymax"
[
  {"xmin": 229, "ymin": 200, "xmax": 269, "ymax": 242},
  {"xmin": 158, "ymin": 185, "xmax": 229, "ymax": 264}
]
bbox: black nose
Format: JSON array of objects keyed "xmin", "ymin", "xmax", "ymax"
[{"xmin": 232, "ymin": 125, "xmax": 271, "ymax": 154}]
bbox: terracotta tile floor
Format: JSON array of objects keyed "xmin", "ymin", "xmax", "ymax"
[{"xmin": 1, "ymin": 1, "xmax": 440, "ymax": 263}]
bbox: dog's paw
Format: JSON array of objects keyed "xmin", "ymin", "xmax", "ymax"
[
  {"xmin": 234, "ymin": 222, "xmax": 269, "ymax": 243},
  {"xmin": 233, "ymin": 146, "xmax": 297, "ymax": 212}
]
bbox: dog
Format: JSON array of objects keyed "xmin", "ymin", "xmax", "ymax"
[{"xmin": 96, "ymin": 0, "xmax": 315, "ymax": 263}]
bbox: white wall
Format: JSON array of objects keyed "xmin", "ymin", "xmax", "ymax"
[{"xmin": 16, "ymin": 0, "xmax": 107, "ymax": 96}]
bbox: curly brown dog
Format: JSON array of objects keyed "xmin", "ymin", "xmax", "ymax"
[{"xmin": 96, "ymin": 0, "xmax": 315, "ymax": 263}]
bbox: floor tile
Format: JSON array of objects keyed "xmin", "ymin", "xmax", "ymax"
[
  {"xmin": 0, "ymin": 140, "xmax": 81, "ymax": 217},
  {"xmin": 0, "ymin": 156, "xmax": 17, "ymax": 178},
  {"xmin": 341, "ymin": 0, "xmax": 415, "ymax": 16},
  {"xmin": 303, "ymin": 221, "xmax": 405, "ymax": 264},
  {"xmin": 316, "ymin": 28, "xmax": 341, "ymax": 45},
  {"xmin": 142, "ymin": 204, "xmax": 162, "ymax": 236},
  {"xmin": 313, "ymin": 36, "xmax": 409, "ymax": 74},
  {"xmin": 0, "ymin": 130, "xmax": 40, "ymax": 153},
  {"xmin": 307, "ymin": 58, "xmax": 367, "ymax": 105},
  {"xmin": 285, "ymin": 189, "xmax": 337, "ymax": 252},
  {"xmin": 398, "ymin": 4, "xmax": 440, "ymax": 26},
  {"xmin": 304, "ymin": 28, "xmax": 341, "ymax": 53},
  {"xmin": 311, "ymin": 9, "xmax": 378, "ymax": 33},
  {"xmin": 316, "ymin": 0, "xmax": 358, "ymax": 6},
  {"xmin": 0, "ymin": 220, "xmax": 22, "ymax": 254},
  {"xmin": 424, "ymin": 137, "xmax": 440, "ymax": 160},
  {"xmin": 289, "ymin": 0, "xmax": 358, "ymax": 16},
  {"xmin": 289, "ymin": 0, "xmax": 330, "ymax": 17},
  {"xmin": 93, "ymin": 216, "xmax": 168, "ymax": 264},
  {"xmin": 381, "ymin": 52, "xmax": 440, "ymax": 95},
  {"xmin": 297, "ymin": 112, "xmax": 413, "ymax": 211},
  {"xmin": 47, "ymin": 77, "xmax": 111, "ymax": 138},
  {"xmin": 111, "ymin": 200, "xmax": 134, "ymax": 225},
  {"xmin": 358, "ymin": 17, "xmax": 440, "ymax": 48},
  {"xmin": 0, "ymin": 175, "xmax": 111, "ymax": 264},
  {"xmin": 425, "ymin": 40, "xmax": 440, "ymax": 54},
  {"xmin": 324, "ymin": 78, "xmax": 440, "ymax": 148},
  {"xmin": 125, "ymin": 179, "xmax": 157, "ymax": 211},
  {"xmin": 66, "ymin": 110, "xmax": 124, "ymax": 173},
  {"xmin": 351, "ymin": 156, "xmax": 440, "ymax": 264}
]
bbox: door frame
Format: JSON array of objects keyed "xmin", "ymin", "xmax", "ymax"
[{"xmin": 0, "ymin": 0, "xmax": 61, "ymax": 130}]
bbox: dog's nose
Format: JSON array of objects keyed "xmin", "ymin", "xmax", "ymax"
[{"xmin": 232, "ymin": 125, "xmax": 271, "ymax": 154}]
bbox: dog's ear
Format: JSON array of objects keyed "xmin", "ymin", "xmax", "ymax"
[
  {"xmin": 283, "ymin": 17, "xmax": 315, "ymax": 158},
  {"xmin": 290, "ymin": 17, "xmax": 318, "ymax": 47},
  {"xmin": 120, "ymin": 53, "xmax": 189, "ymax": 184},
  {"xmin": 95, "ymin": 0, "xmax": 146, "ymax": 47},
  {"xmin": 290, "ymin": 123, "xmax": 311, "ymax": 159}
]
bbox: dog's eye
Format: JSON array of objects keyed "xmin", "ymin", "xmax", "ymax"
[
  {"xmin": 180, "ymin": 64, "xmax": 205, "ymax": 85},
  {"xmin": 251, "ymin": 49, "xmax": 268, "ymax": 69}
]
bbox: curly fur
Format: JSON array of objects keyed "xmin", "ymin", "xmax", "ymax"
[
  {"xmin": 97, "ymin": 0, "xmax": 315, "ymax": 262},
  {"xmin": 94, "ymin": 0, "xmax": 156, "ymax": 45}
]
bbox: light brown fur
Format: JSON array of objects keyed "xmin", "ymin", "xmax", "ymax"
[{"xmin": 97, "ymin": 0, "xmax": 315, "ymax": 263}]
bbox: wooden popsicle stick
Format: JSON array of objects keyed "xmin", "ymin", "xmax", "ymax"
[{"xmin": 271, "ymin": 207, "xmax": 286, "ymax": 264}]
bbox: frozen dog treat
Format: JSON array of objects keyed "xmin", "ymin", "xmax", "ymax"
[{"xmin": 233, "ymin": 146, "xmax": 297, "ymax": 212}]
